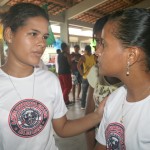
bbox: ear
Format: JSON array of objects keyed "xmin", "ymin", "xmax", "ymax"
[
  {"xmin": 4, "ymin": 27, "xmax": 13, "ymax": 44},
  {"xmin": 127, "ymin": 46, "xmax": 140, "ymax": 66}
]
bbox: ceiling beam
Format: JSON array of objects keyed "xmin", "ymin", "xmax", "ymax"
[
  {"xmin": 49, "ymin": 13, "xmax": 93, "ymax": 29},
  {"xmin": 49, "ymin": 14, "xmax": 64, "ymax": 23},
  {"xmin": 65, "ymin": 0, "xmax": 107, "ymax": 20},
  {"xmin": 0, "ymin": 0, "xmax": 9, "ymax": 6},
  {"xmin": 129, "ymin": 0, "xmax": 150, "ymax": 9},
  {"xmin": 48, "ymin": 0, "xmax": 69, "ymax": 7},
  {"xmin": 122, "ymin": 0, "xmax": 132, "ymax": 5},
  {"xmin": 0, "ymin": 5, "xmax": 9, "ymax": 14},
  {"xmin": 68, "ymin": 19, "xmax": 93, "ymax": 29}
]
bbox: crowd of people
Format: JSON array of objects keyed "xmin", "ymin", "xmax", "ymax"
[
  {"xmin": 56, "ymin": 41, "xmax": 96, "ymax": 109},
  {"xmin": 0, "ymin": 2, "xmax": 150, "ymax": 150}
]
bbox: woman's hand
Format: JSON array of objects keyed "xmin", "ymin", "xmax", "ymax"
[{"xmin": 96, "ymin": 96, "xmax": 108, "ymax": 119}]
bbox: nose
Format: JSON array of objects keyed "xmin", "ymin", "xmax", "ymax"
[{"xmin": 38, "ymin": 36, "xmax": 47, "ymax": 48}]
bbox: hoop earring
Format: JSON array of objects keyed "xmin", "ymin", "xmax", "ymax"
[{"xmin": 126, "ymin": 61, "xmax": 130, "ymax": 76}]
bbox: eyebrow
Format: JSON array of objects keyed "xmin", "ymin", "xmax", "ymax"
[{"xmin": 31, "ymin": 29, "xmax": 49, "ymax": 36}]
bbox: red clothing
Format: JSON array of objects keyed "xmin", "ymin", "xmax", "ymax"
[{"xmin": 58, "ymin": 74, "xmax": 72, "ymax": 103}]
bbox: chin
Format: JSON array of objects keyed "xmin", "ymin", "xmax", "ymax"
[
  {"xmin": 99, "ymin": 69, "xmax": 109, "ymax": 77},
  {"xmin": 30, "ymin": 58, "xmax": 40, "ymax": 65}
]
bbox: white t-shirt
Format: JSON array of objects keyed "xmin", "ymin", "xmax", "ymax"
[
  {"xmin": 87, "ymin": 65, "xmax": 99, "ymax": 88},
  {"xmin": 0, "ymin": 68, "xmax": 67, "ymax": 150},
  {"xmin": 96, "ymin": 86, "xmax": 150, "ymax": 150},
  {"xmin": 36, "ymin": 59, "xmax": 48, "ymax": 71}
]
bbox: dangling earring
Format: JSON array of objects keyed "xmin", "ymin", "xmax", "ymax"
[
  {"xmin": 98, "ymin": 53, "xmax": 102, "ymax": 57},
  {"xmin": 126, "ymin": 61, "xmax": 130, "ymax": 76},
  {"xmin": 7, "ymin": 40, "xmax": 11, "ymax": 44}
]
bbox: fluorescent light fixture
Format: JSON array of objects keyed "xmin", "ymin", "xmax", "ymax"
[{"xmin": 51, "ymin": 25, "xmax": 92, "ymax": 37}]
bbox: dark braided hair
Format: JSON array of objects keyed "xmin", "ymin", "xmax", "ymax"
[
  {"xmin": 108, "ymin": 8, "xmax": 150, "ymax": 70},
  {"xmin": 93, "ymin": 15, "xmax": 109, "ymax": 40}
]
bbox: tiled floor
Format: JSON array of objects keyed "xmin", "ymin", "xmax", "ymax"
[{"xmin": 55, "ymin": 100, "xmax": 87, "ymax": 150}]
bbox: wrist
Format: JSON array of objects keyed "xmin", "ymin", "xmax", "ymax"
[{"xmin": 94, "ymin": 111, "xmax": 102, "ymax": 123}]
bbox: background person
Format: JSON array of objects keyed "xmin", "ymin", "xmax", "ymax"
[
  {"xmin": 71, "ymin": 44, "xmax": 82, "ymax": 102},
  {"xmin": 55, "ymin": 49, "xmax": 61, "ymax": 74},
  {"xmin": 77, "ymin": 45, "xmax": 96, "ymax": 109},
  {"xmin": 58, "ymin": 42, "xmax": 72, "ymax": 106},
  {"xmin": 95, "ymin": 8, "xmax": 150, "ymax": 150}
]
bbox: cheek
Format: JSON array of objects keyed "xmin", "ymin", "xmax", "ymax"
[
  {"xmin": 12, "ymin": 36, "xmax": 33, "ymax": 59},
  {"xmin": 98, "ymin": 52, "xmax": 124, "ymax": 76},
  {"xmin": 16, "ymin": 35, "xmax": 33, "ymax": 51}
]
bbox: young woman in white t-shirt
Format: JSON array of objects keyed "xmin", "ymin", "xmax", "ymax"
[
  {"xmin": 85, "ymin": 15, "xmax": 122, "ymax": 150},
  {"xmin": 0, "ymin": 3, "xmax": 106, "ymax": 150},
  {"xmin": 95, "ymin": 8, "xmax": 150, "ymax": 150}
]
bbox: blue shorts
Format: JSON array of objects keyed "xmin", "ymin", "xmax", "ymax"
[{"xmin": 71, "ymin": 72, "xmax": 82, "ymax": 85}]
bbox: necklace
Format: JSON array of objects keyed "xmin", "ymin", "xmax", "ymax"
[
  {"xmin": 120, "ymin": 87, "xmax": 150, "ymax": 124},
  {"xmin": 120, "ymin": 99, "xmax": 135, "ymax": 124},
  {"xmin": 8, "ymin": 72, "xmax": 35, "ymax": 100}
]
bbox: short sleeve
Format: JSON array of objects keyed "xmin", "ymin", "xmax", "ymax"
[
  {"xmin": 95, "ymin": 105, "xmax": 107, "ymax": 146},
  {"xmin": 53, "ymin": 77, "xmax": 68, "ymax": 119},
  {"xmin": 87, "ymin": 65, "xmax": 99, "ymax": 88}
]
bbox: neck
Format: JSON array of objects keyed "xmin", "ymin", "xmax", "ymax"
[
  {"xmin": 87, "ymin": 53, "xmax": 91, "ymax": 56},
  {"xmin": 126, "ymin": 85, "xmax": 150, "ymax": 102},
  {"xmin": 75, "ymin": 52, "xmax": 79, "ymax": 54},
  {"xmin": 104, "ymin": 76, "xmax": 121, "ymax": 84},
  {"xmin": 1, "ymin": 63, "xmax": 34, "ymax": 78},
  {"xmin": 125, "ymin": 78, "xmax": 150, "ymax": 102},
  {"xmin": 120, "ymin": 69, "xmax": 150, "ymax": 102}
]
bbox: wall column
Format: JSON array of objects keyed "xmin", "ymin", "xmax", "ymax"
[{"xmin": 60, "ymin": 19, "xmax": 69, "ymax": 44}]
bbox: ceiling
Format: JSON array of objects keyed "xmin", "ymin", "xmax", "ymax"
[{"xmin": 0, "ymin": 0, "xmax": 150, "ymax": 29}]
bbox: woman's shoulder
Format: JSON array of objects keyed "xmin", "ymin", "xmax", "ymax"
[
  {"xmin": 87, "ymin": 65, "xmax": 99, "ymax": 88},
  {"xmin": 35, "ymin": 68, "xmax": 58, "ymax": 80},
  {"xmin": 88, "ymin": 65, "xmax": 98, "ymax": 75},
  {"xmin": 107, "ymin": 86, "xmax": 126, "ymax": 104}
]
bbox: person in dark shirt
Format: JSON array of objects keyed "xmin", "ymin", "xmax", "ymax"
[{"xmin": 58, "ymin": 42, "xmax": 72, "ymax": 106}]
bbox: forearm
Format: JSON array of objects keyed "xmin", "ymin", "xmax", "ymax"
[
  {"xmin": 77, "ymin": 65, "xmax": 83, "ymax": 76},
  {"xmin": 94, "ymin": 143, "xmax": 106, "ymax": 150},
  {"xmin": 85, "ymin": 86, "xmax": 96, "ymax": 149},
  {"xmin": 85, "ymin": 128, "xmax": 96, "ymax": 150},
  {"xmin": 53, "ymin": 97, "xmax": 107, "ymax": 138},
  {"xmin": 54, "ymin": 112, "xmax": 102, "ymax": 138},
  {"xmin": 77, "ymin": 57, "xmax": 84, "ymax": 76},
  {"xmin": 85, "ymin": 86, "xmax": 95, "ymax": 114}
]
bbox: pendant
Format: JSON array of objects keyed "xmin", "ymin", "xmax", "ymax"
[{"xmin": 120, "ymin": 117, "xmax": 123, "ymax": 124}]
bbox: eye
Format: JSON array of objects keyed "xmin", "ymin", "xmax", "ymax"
[
  {"xmin": 43, "ymin": 35, "xmax": 49, "ymax": 40},
  {"xmin": 29, "ymin": 32, "xmax": 38, "ymax": 37}
]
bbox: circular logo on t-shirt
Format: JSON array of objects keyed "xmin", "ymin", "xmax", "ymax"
[
  {"xmin": 105, "ymin": 122, "xmax": 126, "ymax": 150},
  {"xmin": 8, "ymin": 99, "xmax": 49, "ymax": 138}
]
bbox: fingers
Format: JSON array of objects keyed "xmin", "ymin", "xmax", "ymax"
[
  {"xmin": 102, "ymin": 96, "xmax": 108, "ymax": 104},
  {"xmin": 99, "ymin": 96, "xmax": 108, "ymax": 108},
  {"xmin": 97, "ymin": 96, "xmax": 109, "ymax": 116}
]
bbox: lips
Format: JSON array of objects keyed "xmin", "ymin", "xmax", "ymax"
[{"xmin": 32, "ymin": 51, "xmax": 43, "ymax": 57}]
